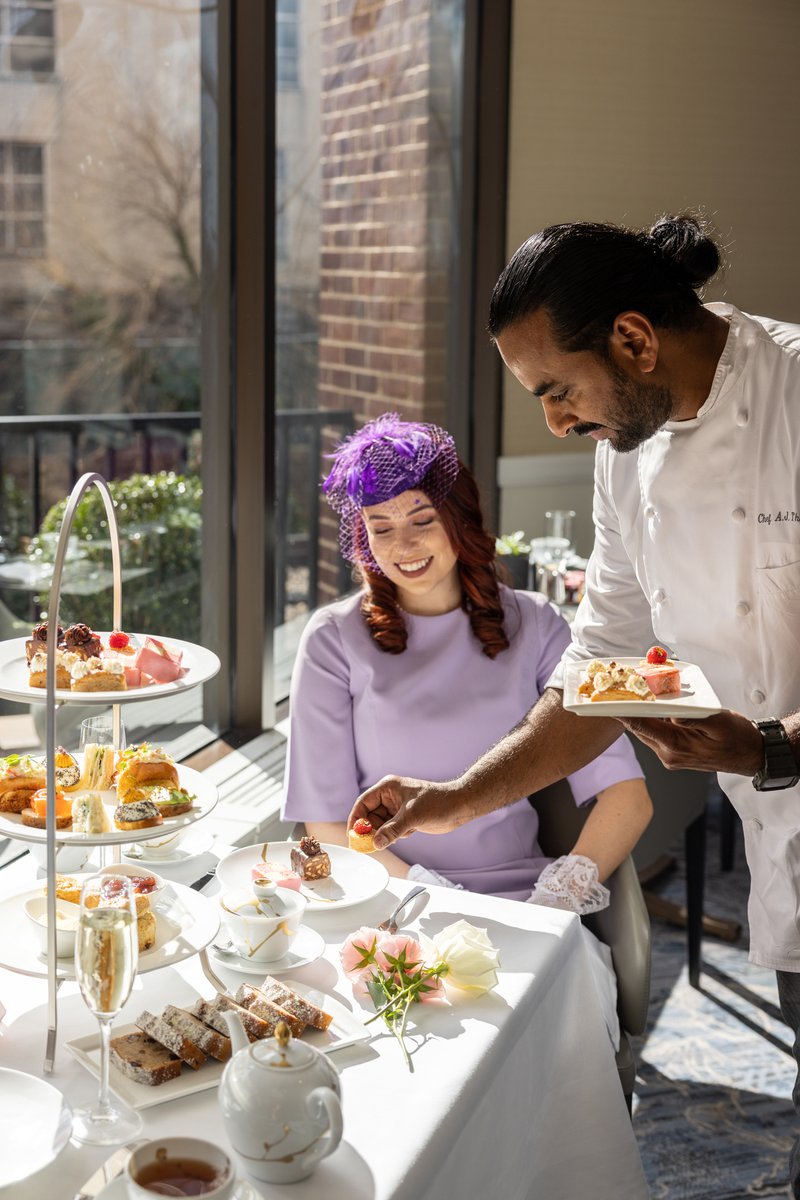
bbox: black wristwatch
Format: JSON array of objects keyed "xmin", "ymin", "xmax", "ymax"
[{"xmin": 752, "ymin": 719, "xmax": 800, "ymax": 791}]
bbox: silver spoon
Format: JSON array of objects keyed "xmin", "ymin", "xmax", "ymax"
[{"xmin": 378, "ymin": 885, "xmax": 428, "ymax": 934}]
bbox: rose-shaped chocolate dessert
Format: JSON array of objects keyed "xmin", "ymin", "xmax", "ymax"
[
  {"xmin": 25, "ymin": 621, "xmax": 64, "ymax": 663},
  {"xmin": 62, "ymin": 622, "xmax": 102, "ymax": 660}
]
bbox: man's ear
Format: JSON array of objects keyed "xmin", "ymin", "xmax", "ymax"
[{"xmin": 609, "ymin": 311, "xmax": 659, "ymax": 375}]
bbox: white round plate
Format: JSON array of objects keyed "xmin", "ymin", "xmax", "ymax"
[
  {"xmin": 0, "ymin": 758, "xmax": 216, "ymax": 847},
  {"xmin": 209, "ymin": 923, "xmax": 325, "ymax": 975},
  {"xmin": 0, "ymin": 1067, "xmax": 72, "ymax": 1186},
  {"xmin": 0, "ymin": 632, "xmax": 220, "ymax": 704},
  {"xmin": 92, "ymin": 1177, "xmax": 260, "ymax": 1200},
  {"xmin": 0, "ymin": 876, "xmax": 220, "ymax": 980},
  {"xmin": 216, "ymin": 841, "xmax": 389, "ymax": 911}
]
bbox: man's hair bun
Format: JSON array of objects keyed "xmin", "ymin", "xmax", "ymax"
[{"xmin": 647, "ymin": 214, "xmax": 721, "ymax": 290}]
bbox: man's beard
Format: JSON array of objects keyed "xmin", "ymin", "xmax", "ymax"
[{"xmin": 574, "ymin": 364, "xmax": 675, "ymax": 454}]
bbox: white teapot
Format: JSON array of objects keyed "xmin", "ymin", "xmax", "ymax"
[{"xmin": 219, "ymin": 1010, "xmax": 343, "ymax": 1184}]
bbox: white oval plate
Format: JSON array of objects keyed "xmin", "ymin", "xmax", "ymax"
[
  {"xmin": 208, "ymin": 923, "xmax": 325, "ymax": 975},
  {"xmin": 216, "ymin": 841, "xmax": 389, "ymax": 911},
  {"xmin": 0, "ymin": 632, "xmax": 220, "ymax": 704},
  {"xmin": 562, "ymin": 658, "xmax": 723, "ymax": 719},
  {"xmin": 0, "ymin": 758, "xmax": 216, "ymax": 847},
  {"xmin": 0, "ymin": 1068, "xmax": 72, "ymax": 1186},
  {"xmin": 66, "ymin": 979, "xmax": 370, "ymax": 1112},
  {"xmin": 0, "ymin": 876, "xmax": 220, "ymax": 980}
]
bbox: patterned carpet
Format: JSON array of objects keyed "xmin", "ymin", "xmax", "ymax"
[{"xmin": 633, "ymin": 789, "xmax": 796, "ymax": 1199}]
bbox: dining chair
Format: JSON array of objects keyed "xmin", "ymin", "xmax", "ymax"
[{"xmin": 529, "ymin": 778, "xmax": 651, "ymax": 1115}]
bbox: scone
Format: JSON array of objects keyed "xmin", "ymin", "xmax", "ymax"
[{"xmin": 348, "ymin": 818, "xmax": 376, "ymax": 853}]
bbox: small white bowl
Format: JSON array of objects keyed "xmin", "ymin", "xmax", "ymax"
[
  {"xmin": 95, "ymin": 863, "xmax": 167, "ymax": 902},
  {"xmin": 24, "ymin": 895, "xmax": 80, "ymax": 959},
  {"xmin": 219, "ymin": 887, "xmax": 307, "ymax": 963}
]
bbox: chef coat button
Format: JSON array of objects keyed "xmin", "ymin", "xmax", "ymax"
[
  {"xmin": 645, "ymin": 505, "xmax": 656, "ymax": 519},
  {"xmin": 751, "ymin": 689, "xmax": 765, "ymax": 705},
  {"xmin": 653, "ymin": 589, "xmax": 666, "ymax": 604},
  {"xmin": 735, "ymin": 601, "xmax": 750, "ymax": 617},
  {"xmin": 731, "ymin": 507, "xmax": 745, "ymax": 522},
  {"xmin": 736, "ymin": 409, "xmax": 749, "ymax": 427}
]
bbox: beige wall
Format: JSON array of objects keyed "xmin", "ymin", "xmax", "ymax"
[{"xmin": 499, "ymin": 0, "xmax": 800, "ymax": 545}]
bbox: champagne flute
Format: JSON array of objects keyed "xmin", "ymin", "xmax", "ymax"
[
  {"xmin": 71, "ymin": 873, "xmax": 143, "ymax": 1144},
  {"xmin": 79, "ymin": 713, "xmax": 139, "ymax": 858}
]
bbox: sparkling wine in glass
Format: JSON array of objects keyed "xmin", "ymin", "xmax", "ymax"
[{"xmin": 71, "ymin": 873, "xmax": 143, "ymax": 1145}]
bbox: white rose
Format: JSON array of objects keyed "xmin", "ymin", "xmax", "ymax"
[{"xmin": 421, "ymin": 919, "xmax": 500, "ymax": 994}]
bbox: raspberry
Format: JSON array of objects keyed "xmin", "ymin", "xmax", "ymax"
[
  {"xmin": 353, "ymin": 818, "xmax": 373, "ymax": 836},
  {"xmin": 109, "ymin": 629, "xmax": 130, "ymax": 649},
  {"xmin": 646, "ymin": 645, "xmax": 668, "ymax": 664}
]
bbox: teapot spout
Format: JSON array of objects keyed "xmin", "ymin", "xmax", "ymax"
[{"xmin": 222, "ymin": 1007, "xmax": 249, "ymax": 1056}]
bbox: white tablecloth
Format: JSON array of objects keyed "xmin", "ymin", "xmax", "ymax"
[{"xmin": 0, "ymin": 858, "xmax": 648, "ymax": 1199}]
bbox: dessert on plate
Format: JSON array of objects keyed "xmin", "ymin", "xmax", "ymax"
[
  {"xmin": 577, "ymin": 647, "xmax": 683, "ymax": 703},
  {"xmin": 251, "ymin": 860, "xmax": 302, "ymax": 891},
  {"xmin": 70, "ymin": 657, "xmax": 127, "ymax": 692},
  {"xmin": 290, "ymin": 835, "xmax": 331, "ymax": 880},
  {"xmin": 28, "ymin": 648, "xmax": 79, "ymax": 689},
  {"xmin": 25, "ymin": 621, "xmax": 63, "ymax": 663},
  {"xmin": 62, "ymin": 623, "xmax": 102, "ymax": 660}
]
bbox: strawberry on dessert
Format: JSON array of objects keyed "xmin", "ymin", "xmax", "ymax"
[
  {"xmin": 133, "ymin": 636, "xmax": 184, "ymax": 684},
  {"xmin": 250, "ymin": 862, "xmax": 302, "ymax": 891},
  {"xmin": 348, "ymin": 818, "xmax": 376, "ymax": 853},
  {"xmin": 645, "ymin": 645, "xmax": 669, "ymax": 664}
]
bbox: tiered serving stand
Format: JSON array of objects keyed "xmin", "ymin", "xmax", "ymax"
[{"xmin": 0, "ymin": 473, "xmax": 222, "ymax": 1069}]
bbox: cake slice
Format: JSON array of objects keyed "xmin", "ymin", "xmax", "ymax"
[
  {"xmin": 191, "ymin": 995, "xmax": 272, "ymax": 1042},
  {"xmin": 257, "ymin": 976, "xmax": 333, "ymax": 1032},
  {"xmin": 233, "ymin": 984, "xmax": 306, "ymax": 1036},
  {"xmin": 161, "ymin": 1005, "xmax": 232, "ymax": 1061},
  {"xmin": 110, "ymin": 1031, "xmax": 182, "ymax": 1086},
  {"xmin": 134, "ymin": 1009, "xmax": 206, "ymax": 1070},
  {"xmin": 290, "ymin": 835, "xmax": 331, "ymax": 880}
]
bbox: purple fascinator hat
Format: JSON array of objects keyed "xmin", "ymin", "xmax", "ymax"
[{"xmin": 322, "ymin": 412, "xmax": 460, "ymax": 571}]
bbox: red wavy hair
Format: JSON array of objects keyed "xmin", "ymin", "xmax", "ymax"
[{"xmin": 356, "ymin": 460, "xmax": 510, "ymax": 658}]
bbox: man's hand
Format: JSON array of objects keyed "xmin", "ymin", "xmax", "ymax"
[
  {"xmin": 619, "ymin": 710, "xmax": 763, "ymax": 776},
  {"xmin": 347, "ymin": 777, "xmax": 462, "ymax": 850}
]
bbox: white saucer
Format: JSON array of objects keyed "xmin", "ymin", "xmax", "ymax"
[
  {"xmin": 209, "ymin": 922, "xmax": 325, "ymax": 975},
  {"xmin": 94, "ymin": 1175, "xmax": 260, "ymax": 1199}
]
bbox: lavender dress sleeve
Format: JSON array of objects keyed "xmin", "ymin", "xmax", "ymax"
[{"xmin": 281, "ymin": 610, "xmax": 360, "ymax": 822}]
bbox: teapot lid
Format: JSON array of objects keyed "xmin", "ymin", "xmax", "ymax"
[{"xmin": 252, "ymin": 1020, "xmax": 318, "ymax": 1069}]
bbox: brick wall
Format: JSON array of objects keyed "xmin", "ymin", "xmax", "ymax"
[{"xmin": 316, "ymin": 0, "xmax": 458, "ymax": 603}]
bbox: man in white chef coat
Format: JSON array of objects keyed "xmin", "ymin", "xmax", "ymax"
[{"xmin": 349, "ymin": 213, "xmax": 800, "ymax": 1194}]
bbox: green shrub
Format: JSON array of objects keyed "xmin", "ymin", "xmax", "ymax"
[{"xmin": 30, "ymin": 471, "xmax": 202, "ymax": 639}]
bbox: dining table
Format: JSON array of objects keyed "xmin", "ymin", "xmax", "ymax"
[{"xmin": 0, "ymin": 847, "xmax": 649, "ymax": 1200}]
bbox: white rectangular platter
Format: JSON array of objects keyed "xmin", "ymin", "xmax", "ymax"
[
  {"xmin": 562, "ymin": 658, "xmax": 723, "ymax": 719},
  {"xmin": 66, "ymin": 981, "xmax": 370, "ymax": 1109}
]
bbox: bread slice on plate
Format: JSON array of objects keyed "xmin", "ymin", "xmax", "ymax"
[
  {"xmin": 110, "ymin": 1030, "xmax": 183, "ymax": 1086},
  {"xmin": 257, "ymin": 976, "xmax": 333, "ymax": 1032},
  {"xmin": 191, "ymin": 994, "xmax": 272, "ymax": 1042},
  {"xmin": 234, "ymin": 983, "xmax": 306, "ymax": 1037},
  {"xmin": 161, "ymin": 1005, "xmax": 231, "ymax": 1061},
  {"xmin": 135, "ymin": 1009, "xmax": 206, "ymax": 1070}
]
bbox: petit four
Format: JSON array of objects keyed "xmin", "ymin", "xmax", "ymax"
[
  {"xmin": 290, "ymin": 835, "xmax": 331, "ymax": 880},
  {"xmin": 28, "ymin": 649, "xmax": 79, "ymax": 689},
  {"xmin": 348, "ymin": 818, "xmax": 376, "ymax": 853},
  {"xmin": 62, "ymin": 622, "xmax": 102, "ymax": 660},
  {"xmin": 70, "ymin": 657, "xmax": 127, "ymax": 692},
  {"xmin": 250, "ymin": 861, "xmax": 302, "ymax": 891},
  {"xmin": 133, "ymin": 636, "xmax": 184, "ymax": 685},
  {"xmin": 25, "ymin": 621, "xmax": 63, "ymax": 663}
]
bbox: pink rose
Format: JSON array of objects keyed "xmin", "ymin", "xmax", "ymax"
[{"xmin": 339, "ymin": 927, "xmax": 381, "ymax": 976}]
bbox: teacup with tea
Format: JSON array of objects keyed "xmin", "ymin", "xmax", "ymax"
[{"xmin": 125, "ymin": 1137, "xmax": 235, "ymax": 1199}]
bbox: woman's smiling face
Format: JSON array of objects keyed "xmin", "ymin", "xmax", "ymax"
[{"xmin": 362, "ymin": 488, "xmax": 461, "ymax": 614}]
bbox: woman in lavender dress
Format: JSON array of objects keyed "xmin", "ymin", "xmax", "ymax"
[{"xmin": 282, "ymin": 414, "xmax": 652, "ymax": 918}]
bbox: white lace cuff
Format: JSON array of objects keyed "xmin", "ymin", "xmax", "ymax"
[
  {"xmin": 407, "ymin": 862, "xmax": 463, "ymax": 890},
  {"xmin": 526, "ymin": 854, "xmax": 610, "ymax": 915}
]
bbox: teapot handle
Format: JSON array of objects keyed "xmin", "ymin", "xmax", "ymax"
[{"xmin": 298, "ymin": 1086, "xmax": 343, "ymax": 1169}]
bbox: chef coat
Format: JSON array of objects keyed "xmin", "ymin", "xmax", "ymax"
[{"xmin": 549, "ymin": 303, "xmax": 800, "ymax": 970}]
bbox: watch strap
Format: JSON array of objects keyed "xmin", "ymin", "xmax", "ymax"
[{"xmin": 752, "ymin": 719, "xmax": 800, "ymax": 791}]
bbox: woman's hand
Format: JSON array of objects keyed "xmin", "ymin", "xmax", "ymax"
[
  {"xmin": 618, "ymin": 710, "xmax": 763, "ymax": 776},
  {"xmin": 348, "ymin": 776, "xmax": 464, "ymax": 850}
]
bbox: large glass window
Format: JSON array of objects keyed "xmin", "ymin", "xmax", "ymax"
[
  {"xmin": 0, "ymin": 2, "xmax": 208, "ymax": 751},
  {"xmin": 273, "ymin": 0, "xmax": 467, "ymax": 701}
]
